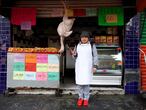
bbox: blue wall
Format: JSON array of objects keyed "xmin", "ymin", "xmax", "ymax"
[{"xmin": 0, "ymin": 15, "xmax": 10, "ymax": 94}]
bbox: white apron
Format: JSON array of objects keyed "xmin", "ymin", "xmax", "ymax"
[{"xmin": 75, "ymin": 43, "xmax": 93, "ymax": 85}]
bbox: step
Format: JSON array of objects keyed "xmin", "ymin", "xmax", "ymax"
[{"xmin": 14, "ymin": 87, "xmax": 124, "ymax": 95}]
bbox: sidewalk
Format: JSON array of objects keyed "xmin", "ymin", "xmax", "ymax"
[{"xmin": 0, "ymin": 94, "xmax": 146, "ymax": 110}]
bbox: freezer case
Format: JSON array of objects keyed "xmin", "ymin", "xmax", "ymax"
[{"xmin": 91, "ymin": 46, "xmax": 123, "ymax": 85}]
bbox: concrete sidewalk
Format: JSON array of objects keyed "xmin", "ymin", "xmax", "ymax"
[{"xmin": 0, "ymin": 94, "xmax": 146, "ymax": 110}]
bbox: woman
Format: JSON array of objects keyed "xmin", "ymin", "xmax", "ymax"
[{"xmin": 71, "ymin": 31, "xmax": 98, "ymax": 107}]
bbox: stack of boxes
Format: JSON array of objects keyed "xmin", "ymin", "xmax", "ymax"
[
  {"xmin": 139, "ymin": 11, "xmax": 146, "ymax": 91},
  {"xmin": 124, "ymin": 14, "xmax": 140, "ymax": 94},
  {"xmin": 0, "ymin": 15, "xmax": 11, "ymax": 94}
]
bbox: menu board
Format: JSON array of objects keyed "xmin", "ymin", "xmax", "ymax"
[{"xmin": 12, "ymin": 53, "xmax": 59, "ymax": 81}]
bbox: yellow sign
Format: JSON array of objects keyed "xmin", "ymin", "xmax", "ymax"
[
  {"xmin": 106, "ymin": 14, "xmax": 117, "ymax": 23},
  {"xmin": 37, "ymin": 64, "xmax": 48, "ymax": 72},
  {"xmin": 13, "ymin": 71, "xmax": 25, "ymax": 80}
]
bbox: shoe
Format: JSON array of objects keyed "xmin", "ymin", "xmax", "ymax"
[
  {"xmin": 83, "ymin": 100, "xmax": 88, "ymax": 106},
  {"xmin": 77, "ymin": 98, "xmax": 83, "ymax": 106}
]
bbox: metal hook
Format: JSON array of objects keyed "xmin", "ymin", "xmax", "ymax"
[{"xmin": 139, "ymin": 48, "xmax": 146, "ymax": 64}]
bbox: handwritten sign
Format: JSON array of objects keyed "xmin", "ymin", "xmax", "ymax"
[
  {"xmin": 14, "ymin": 53, "xmax": 25, "ymax": 62},
  {"xmin": 13, "ymin": 71, "xmax": 25, "ymax": 80},
  {"xmin": 36, "ymin": 64, "xmax": 48, "ymax": 72},
  {"xmin": 13, "ymin": 62, "xmax": 25, "ymax": 71},
  {"xmin": 25, "ymin": 63, "xmax": 36, "ymax": 71},
  {"xmin": 37, "ymin": 54, "xmax": 48, "ymax": 63},
  {"xmin": 48, "ymin": 72, "xmax": 59, "ymax": 81},
  {"xmin": 21, "ymin": 21, "xmax": 31, "ymax": 30},
  {"xmin": 25, "ymin": 54, "xmax": 36, "ymax": 63},
  {"xmin": 106, "ymin": 14, "xmax": 117, "ymax": 23},
  {"xmin": 25, "ymin": 72, "xmax": 36, "ymax": 80},
  {"xmin": 48, "ymin": 55, "xmax": 59, "ymax": 64},
  {"xmin": 36, "ymin": 72, "xmax": 47, "ymax": 81},
  {"xmin": 48, "ymin": 64, "xmax": 59, "ymax": 72}
]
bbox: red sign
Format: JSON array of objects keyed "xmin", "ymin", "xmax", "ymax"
[{"xmin": 25, "ymin": 63, "xmax": 36, "ymax": 71}]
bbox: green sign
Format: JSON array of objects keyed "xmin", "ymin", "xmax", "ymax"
[
  {"xmin": 13, "ymin": 62, "xmax": 25, "ymax": 71},
  {"xmin": 48, "ymin": 72, "xmax": 59, "ymax": 81},
  {"xmin": 98, "ymin": 7, "xmax": 124, "ymax": 26}
]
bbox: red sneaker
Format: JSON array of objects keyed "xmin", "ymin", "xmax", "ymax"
[
  {"xmin": 77, "ymin": 98, "xmax": 83, "ymax": 106},
  {"xmin": 83, "ymin": 100, "xmax": 88, "ymax": 106}
]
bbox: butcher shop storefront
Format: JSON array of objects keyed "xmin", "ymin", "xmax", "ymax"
[{"xmin": 0, "ymin": 0, "xmax": 138, "ymax": 94}]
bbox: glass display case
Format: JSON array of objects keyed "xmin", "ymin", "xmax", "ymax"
[{"xmin": 91, "ymin": 45, "xmax": 123, "ymax": 85}]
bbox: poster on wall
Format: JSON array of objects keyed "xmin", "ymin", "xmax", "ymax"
[{"xmin": 12, "ymin": 53, "xmax": 59, "ymax": 81}]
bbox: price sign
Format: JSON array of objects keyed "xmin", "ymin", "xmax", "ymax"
[
  {"xmin": 36, "ymin": 72, "xmax": 47, "ymax": 81},
  {"xmin": 25, "ymin": 54, "xmax": 36, "ymax": 63},
  {"xmin": 25, "ymin": 72, "xmax": 36, "ymax": 80},
  {"xmin": 13, "ymin": 71, "xmax": 25, "ymax": 80},
  {"xmin": 106, "ymin": 14, "xmax": 117, "ymax": 23},
  {"xmin": 48, "ymin": 72, "xmax": 59, "ymax": 81},
  {"xmin": 36, "ymin": 64, "xmax": 48, "ymax": 72}
]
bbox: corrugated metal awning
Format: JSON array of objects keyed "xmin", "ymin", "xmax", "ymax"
[{"xmin": 13, "ymin": 0, "xmax": 122, "ymax": 17}]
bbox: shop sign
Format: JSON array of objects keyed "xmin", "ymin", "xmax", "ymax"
[{"xmin": 98, "ymin": 7, "xmax": 124, "ymax": 26}]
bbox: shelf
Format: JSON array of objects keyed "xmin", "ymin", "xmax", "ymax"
[
  {"xmin": 95, "ymin": 44, "xmax": 119, "ymax": 48},
  {"xmin": 95, "ymin": 69, "xmax": 122, "ymax": 75}
]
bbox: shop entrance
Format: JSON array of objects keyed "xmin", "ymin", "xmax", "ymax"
[{"xmin": 11, "ymin": 17, "xmax": 124, "ymax": 89}]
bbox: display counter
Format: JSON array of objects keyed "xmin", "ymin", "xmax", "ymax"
[
  {"xmin": 7, "ymin": 47, "xmax": 60, "ymax": 89},
  {"xmin": 91, "ymin": 45, "xmax": 123, "ymax": 85}
]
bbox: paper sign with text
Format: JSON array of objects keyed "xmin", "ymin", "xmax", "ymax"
[
  {"xmin": 25, "ymin": 63, "xmax": 36, "ymax": 71},
  {"xmin": 13, "ymin": 71, "xmax": 25, "ymax": 80},
  {"xmin": 25, "ymin": 54, "xmax": 36, "ymax": 63},
  {"xmin": 36, "ymin": 72, "xmax": 47, "ymax": 81},
  {"xmin": 48, "ymin": 72, "xmax": 59, "ymax": 81},
  {"xmin": 37, "ymin": 54, "xmax": 48, "ymax": 63},
  {"xmin": 25, "ymin": 72, "xmax": 36, "ymax": 80},
  {"xmin": 36, "ymin": 63, "xmax": 48, "ymax": 72},
  {"xmin": 14, "ymin": 53, "xmax": 25, "ymax": 62},
  {"xmin": 13, "ymin": 62, "xmax": 25, "ymax": 71},
  {"xmin": 48, "ymin": 55, "xmax": 59, "ymax": 64},
  {"xmin": 48, "ymin": 64, "xmax": 59, "ymax": 72}
]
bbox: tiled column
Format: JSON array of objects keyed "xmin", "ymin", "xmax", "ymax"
[
  {"xmin": 0, "ymin": 15, "xmax": 11, "ymax": 94},
  {"xmin": 124, "ymin": 14, "xmax": 140, "ymax": 94}
]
